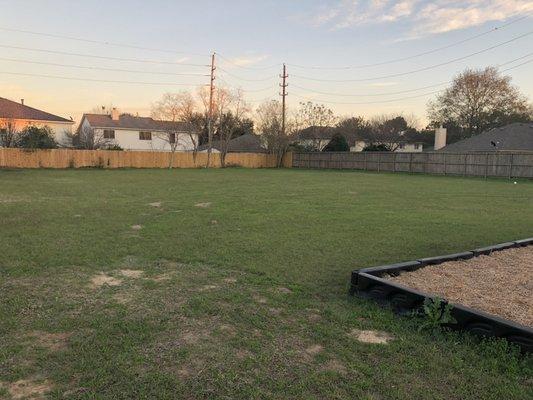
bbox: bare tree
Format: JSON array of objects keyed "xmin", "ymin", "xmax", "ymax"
[
  {"xmin": 295, "ymin": 101, "xmax": 337, "ymax": 151},
  {"xmin": 0, "ymin": 118, "xmax": 19, "ymax": 148},
  {"xmin": 151, "ymin": 92, "xmax": 201, "ymax": 168},
  {"xmin": 70, "ymin": 124, "xmax": 113, "ymax": 150},
  {"xmin": 366, "ymin": 114, "xmax": 416, "ymax": 151},
  {"xmin": 428, "ymin": 67, "xmax": 532, "ymax": 137},
  {"xmin": 256, "ymin": 100, "xmax": 295, "ymax": 167},
  {"xmin": 216, "ymin": 88, "xmax": 251, "ymax": 167}
]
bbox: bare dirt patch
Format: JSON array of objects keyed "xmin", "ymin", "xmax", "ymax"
[
  {"xmin": 119, "ymin": 269, "xmax": 144, "ymax": 278},
  {"xmin": 28, "ymin": 331, "xmax": 71, "ymax": 352},
  {"xmin": 90, "ymin": 273, "xmax": 122, "ymax": 288},
  {"xmin": 305, "ymin": 344, "xmax": 324, "ymax": 355},
  {"xmin": 3, "ymin": 378, "xmax": 53, "ymax": 399},
  {"xmin": 148, "ymin": 202, "xmax": 162, "ymax": 208},
  {"xmin": 223, "ymin": 277, "xmax": 237, "ymax": 284},
  {"xmin": 321, "ymin": 359, "xmax": 347, "ymax": 374},
  {"xmin": 194, "ymin": 202, "xmax": 211, "ymax": 208},
  {"xmin": 350, "ymin": 329, "xmax": 394, "ymax": 344},
  {"xmin": 277, "ymin": 287, "xmax": 292, "ymax": 294},
  {"xmin": 387, "ymin": 246, "xmax": 533, "ymax": 327},
  {"xmin": 131, "ymin": 225, "xmax": 143, "ymax": 230}
]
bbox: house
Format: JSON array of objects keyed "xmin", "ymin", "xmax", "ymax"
[
  {"xmin": 198, "ymin": 133, "xmax": 266, "ymax": 153},
  {"xmin": 439, "ymin": 123, "xmax": 533, "ymax": 152},
  {"xmin": 78, "ymin": 109, "xmax": 198, "ymax": 151},
  {"xmin": 295, "ymin": 126, "xmax": 423, "ymax": 152},
  {"xmin": 0, "ymin": 97, "xmax": 74, "ymax": 146}
]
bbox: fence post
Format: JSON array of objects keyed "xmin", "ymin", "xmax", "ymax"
[
  {"xmin": 443, "ymin": 153, "xmax": 447, "ymax": 175},
  {"xmin": 409, "ymin": 153, "xmax": 413, "ymax": 173},
  {"xmin": 484, "ymin": 153, "xmax": 488, "ymax": 179},
  {"xmin": 509, "ymin": 153, "xmax": 514, "ymax": 179},
  {"xmin": 463, "ymin": 154, "xmax": 467, "ymax": 176},
  {"xmin": 364, "ymin": 152, "xmax": 367, "ymax": 171},
  {"xmin": 393, "ymin": 153, "xmax": 397, "ymax": 173},
  {"xmin": 378, "ymin": 153, "xmax": 381, "ymax": 172}
]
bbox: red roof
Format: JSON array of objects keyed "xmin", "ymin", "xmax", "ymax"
[{"xmin": 0, "ymin": 97, "xmax": 72, "ymax": 123}]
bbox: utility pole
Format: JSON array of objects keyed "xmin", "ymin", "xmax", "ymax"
[
  {"xmin": 206, "ymin": 52, "xmax": 216, "ymax": 168},
  {"xmin": 279, "ymin": 63, "xmax": 288, "ymax": 135}
]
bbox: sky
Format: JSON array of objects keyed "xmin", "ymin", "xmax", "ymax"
[{"xmin": 0, "ymin": 0, "xmax": 532, "ymax": 126}]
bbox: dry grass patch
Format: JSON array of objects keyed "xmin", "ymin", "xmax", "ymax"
[
  {"xmin": 2, "ymin": 377, "xmax": 53, "ymax": 399},
  {"xmin": 194, "ymin": 202, "xmax": 211, "ymax": 208},
  {"xmin": 350, "ymin": 329, "xmax": 394, "ymax": 344},
  {"xmin": 131, "ymin": 225, "xmax": 142, "ymax": 231},
  {"xmin": 27, "ymin": 331, "xmax": 71, "ymax": 352},
  {"xmin": 119, "ymin": 269, "xmax": 144, "ymax": 278},
  {"xmin": 89, "ymin": 273, "xmax": 122, "ymax": 289}
]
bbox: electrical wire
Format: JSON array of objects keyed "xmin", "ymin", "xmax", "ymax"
[
  {"xmin": 0, "ymin": 44, "xmax": 209, "ymax": 66},
  {"xmin": 0, "ymin": 26, "xmax": 210, "ymax": 57},
  {"xmin": 217, "ymin": 53, "xmax": 280, "ymax": 71},
  {"xmin": 0, "ymin": 71, "xmax": 209, "ymax": 86},
  {"xmin": 218, "ymin": 67, "xmax": 277, "ymax": 82},
  {"xmin": 286, "ymin": 15, "xmax": 531, "ymax": 70},
  {"xmin": 290, "ymin": 51, "xmax": 533, "ymax": 97},
  {"xmin": 0, "ymin": 57, "xmax": 210, "ymax": 76},
  {"xmin": 290, "ymin": 58, "xmax": 533, "ymax": 106},
  {"xmin": 291, "ymin": 30, "xmax": 533, "ymax": 82}
]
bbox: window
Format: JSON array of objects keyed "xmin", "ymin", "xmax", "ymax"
[
  {"xmin": 414, "ymin": 144, "xmax": 420, "ymax": 150},
  {"xmin": 169, "ymin": 133, "xmax": 176, "ymax": 144},
  {"xmin": 139, "ymin": 131, "xmax": 152, "ymax": 140},
  {"xmin": 399, "ymin": 143, "xmax": 405, "ymax": 149},
  {"xmin": 103, "ymin": 129, "xmax": 115, "ymax": 139}
]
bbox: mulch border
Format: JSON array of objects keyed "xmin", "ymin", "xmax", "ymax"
[{"xmin": 349, "ymin": 238, "xmax": 533, "ymax": 352}]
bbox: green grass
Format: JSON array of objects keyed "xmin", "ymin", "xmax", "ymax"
[{"xmin": 0, "ymin": 168, "xmax": 532, "ymax": 399}]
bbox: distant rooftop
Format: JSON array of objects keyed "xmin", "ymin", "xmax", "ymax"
[
  {"xmin": 0, "ymin": 97, "xmax": 73, "ymax": 123},
  {"xmin": 439, "ymin": 123, "xmax": 533, "ymax": 152},
  {"xmin": 83, "ymin": 113, "xmax": 196, "ymax": 132}
]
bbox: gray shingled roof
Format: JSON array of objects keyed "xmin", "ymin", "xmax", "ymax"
[
  {"xmin": 83, "ymin": 113, "xmax": 195, "ymax": 132},
  {"xmin": 0, "ymin": 97, "xmax": 73, "ymax": 123},
  {"xmin": 439, "ymin": 123, "xmax": 533, "ymax": 152}
]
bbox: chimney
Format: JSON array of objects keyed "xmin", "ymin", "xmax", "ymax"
[
  {"xmin": 111, "ymin": 107, "xmax": 120, "ymax": 121},
  {"xmin": 434, "ymin": 126, "xmax": 447, "ymax": 150},
  {"xmin": 20, "ymin": 99, "xmax": 24, "ymax": 105}
]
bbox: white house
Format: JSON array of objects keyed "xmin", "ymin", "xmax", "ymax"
[
  {"xmin": 296, "ymin": 126, "xmax": 423, "ymax": 152},
  {"xmin": 78, "ymin": 109, "xmax": 198, "ymax": 151},
  {"xmin": 0, "ymin": 97, "xmax": 74, "ymax": 146}
]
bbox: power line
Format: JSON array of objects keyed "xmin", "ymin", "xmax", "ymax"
[
  {"xmin": 290, "ymin": 51, "xmax": 533, "ymax": 98},
  {"xmin": 0, "ymin": 57, "xmax": 210, "ymax": 76},
  {"xmin": 286, "ymin": 15, "xmax": 531, "ymax": 70},
  {"xmin": 217, "ymin": 53, "xmax": 280, "ymax": 71},
  {"xmin": 0, "ymin": 71, "xmax": 208, "ymax": 86},
  {"xmin": 218, "ymin": 67, "xmax": 277, "ymax": 82},
  {"xmin": 290, "ymin": 57, "xmax": 533, "ymax": 106},
  {"xmin": 0, "ymin": 44, "xmax": 209, "ymax": 66},
  {"xmin": 0, "ymin": 26, "xmax": 209, "ymax": 57},
  {"xmin": 217, "ymin": 77, "xmax": 275, "ymax": 93},
  {"xmin": 291, "ymin": 30, "xmax": 533, "ymax": 82}
]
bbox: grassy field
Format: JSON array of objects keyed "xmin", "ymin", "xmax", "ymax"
[{"xmin": 0, "ymin": 168, "xmax": 532, "ymax": 399}]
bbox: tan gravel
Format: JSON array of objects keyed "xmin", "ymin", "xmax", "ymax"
[{"xmin": 387, "ymin": 246, "xmax": 533, "ymax": 327}]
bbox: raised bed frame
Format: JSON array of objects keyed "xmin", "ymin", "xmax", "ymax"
[{"xmin": 350, "ymin": 238, "xmax": 533, "ymax": 352}]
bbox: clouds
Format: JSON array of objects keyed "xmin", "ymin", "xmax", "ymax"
[
  {"xmin": 226, "ymin": 54, "xmax": 269, "ymax": 66},
  {"xmin": 305, "ymin": 0, "xmax": 533, "ymax": 37}
]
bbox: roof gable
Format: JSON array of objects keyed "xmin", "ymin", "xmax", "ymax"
[
  {"xmin": 0, "ymin": 97, "xmax": 72, "ymax": 123},
  {"xmin": 82, "ymin": 113, "xmax": 195, "ymax": 133},
  {"xmin": 440, "ymin": 123, "xmax": 533, "ymax": 152}
]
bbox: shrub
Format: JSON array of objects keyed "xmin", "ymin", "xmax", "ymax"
[
  {"xmin": 362, "ymin": 143, "xmax": 389, "ymax": 152},
  {"xmin": 323, "ymin": 133, "xmax": 349, "ymax": 152},
  {"xmin": 17, "ymin": 126, "xmax": 58, "ymax": 149}
]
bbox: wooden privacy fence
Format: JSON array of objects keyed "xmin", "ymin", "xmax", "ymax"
[
  {"xmin": 0, "ymin": 148, "xmax": 293, "ymax": 169},
  {"xmin": 293, "ymin": 151, "xmax": 533, "ymax": 178}
]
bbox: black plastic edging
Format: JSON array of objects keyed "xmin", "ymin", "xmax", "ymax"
[{"xmin": 350, "ymin": 238, "xmax": 533, "ymax": 352}]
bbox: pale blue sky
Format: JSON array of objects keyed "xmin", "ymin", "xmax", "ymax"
[{"xmin": 0, "ymin": 0, "xmax": 532, "ymax": 125}]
